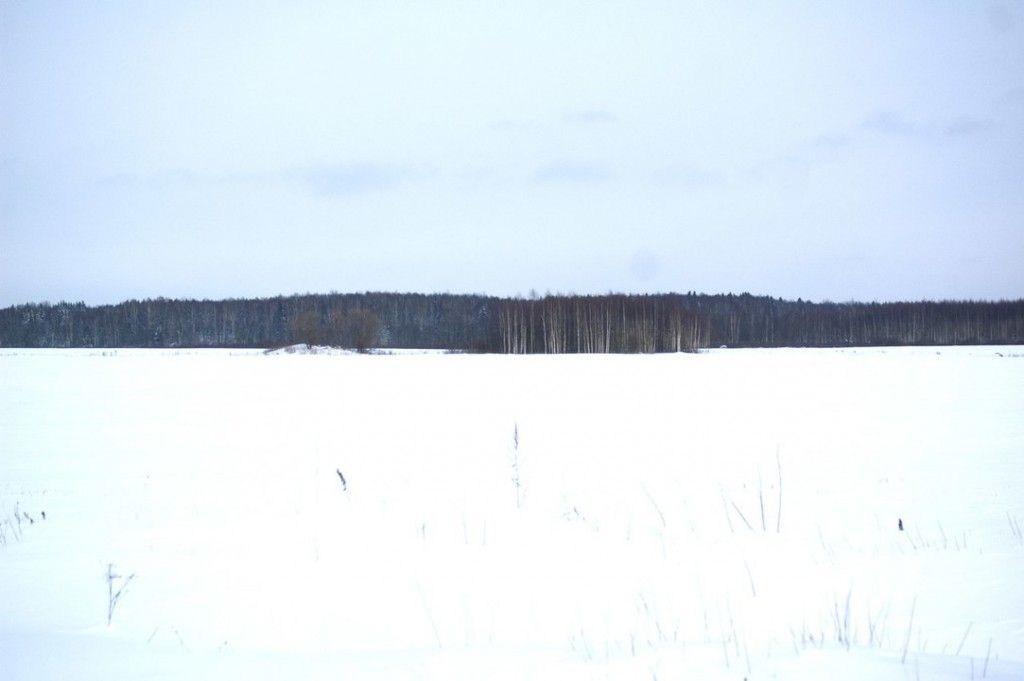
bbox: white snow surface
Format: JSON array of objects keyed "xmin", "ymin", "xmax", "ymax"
[{"xmin": 1, "ymin": 346, "xmax": 1022, "ymax": 679}]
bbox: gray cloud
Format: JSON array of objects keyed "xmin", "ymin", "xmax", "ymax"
[
  {"xmin": 989, "ymin": 4, "xmax": 1014, "ymax": 33},
  {"xmin": 97, "ymin": 165, "xmax": 418, "ymax": 198},
  {"xmin": 810, "ymin": 134, "xmax": 852, "ymax": 149},
  {"xmin": 945, "ymin": 117, "xmax": 993, "ymax": 137},
  {"xmin": 653, "ymin": 164, "xmax": 719, "ymax": 187},
  {"xmin": 996, "ymin": 86, "xmax": 1024, "ymax": 116},
  {"xmin": 563, "ymin": 110, "xmax": 617, "ymax": 124},
  {"xmin": 532, "ymin": 162, "xmax": 610, "ymax": 184},
  {"xmin": 488, "ymin": 119, "xmax": 541, "ymax": 133},
  {"xmin": 861, "ymin": 111, "xmax": 917, "ymax": 136},
  {"xmin": 297, "ymin": 164, "xmax": 418, "ymax": 197},
  {"xmin": 99, "ymin": 169, "xmax": 267, "ymax": 189},
  {"xmin": 629, "ymin": 250, "xmax": 660, "ymax": 282}
]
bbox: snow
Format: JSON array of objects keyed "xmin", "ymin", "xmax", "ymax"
[{"xmin": 1, "ymin": 346, "xmax": 1023, "ymax": 679}]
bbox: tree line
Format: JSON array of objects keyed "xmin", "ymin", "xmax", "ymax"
[
  {"xmin": 498, "ymin": 294, "xmax": 708, "ymax": 353},
  {"xmin": 1, "ymin": 291, "xmax": 1022, "ymax": 352}
]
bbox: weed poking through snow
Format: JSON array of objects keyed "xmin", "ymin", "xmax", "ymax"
[
  {"xmin": 106, "ymin": 563, "xmax": 135, "ymax": 626},
  {"xmin": 511, "ymin": 422, "xmax": 522, "ymax": 509}
]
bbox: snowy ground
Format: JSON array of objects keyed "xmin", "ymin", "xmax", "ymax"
[{"xmin": 1, "ymin": 346, "xmax": 1022, "ymax": 680}]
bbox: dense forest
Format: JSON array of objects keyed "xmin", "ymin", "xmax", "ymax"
[{"xmin": 1, "ymin": 292, "xmax": 1022, "ymax": 352}]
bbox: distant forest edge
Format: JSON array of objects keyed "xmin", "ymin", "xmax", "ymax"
[{"xmin": 2, "ymin": 292, "xmax": 1023, "ymax": 352}]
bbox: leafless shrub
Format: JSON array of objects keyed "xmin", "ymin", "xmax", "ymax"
[
  {"xmin": 107, "ymin": 563, "xmax": 135, "ymax": 626},
  {"xmin": 289, "ymin": 311, "xmax": 323, "ymax": 348}
]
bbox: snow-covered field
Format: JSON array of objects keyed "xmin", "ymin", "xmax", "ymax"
[{"xmin": 1, "ymin": 346, "xmax": 1022, "ymax": 680}]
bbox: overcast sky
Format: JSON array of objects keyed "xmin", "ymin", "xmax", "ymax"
[{"xmin": 2, "ymin": 1, "xmax": 1022, "ymax": 306}]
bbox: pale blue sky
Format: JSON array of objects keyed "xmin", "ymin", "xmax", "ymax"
[{"xmin": 2, "ymin": 1, "xmax": 1022, "ymax": 306}]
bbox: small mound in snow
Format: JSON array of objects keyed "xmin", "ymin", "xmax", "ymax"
[
  {"xmin": 263, "ymin": 345, "xmax": 452, "ymax": 356},
  {"xmin": 263, "ymin": 344, "xmax": 360, "ymax": 356}
]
